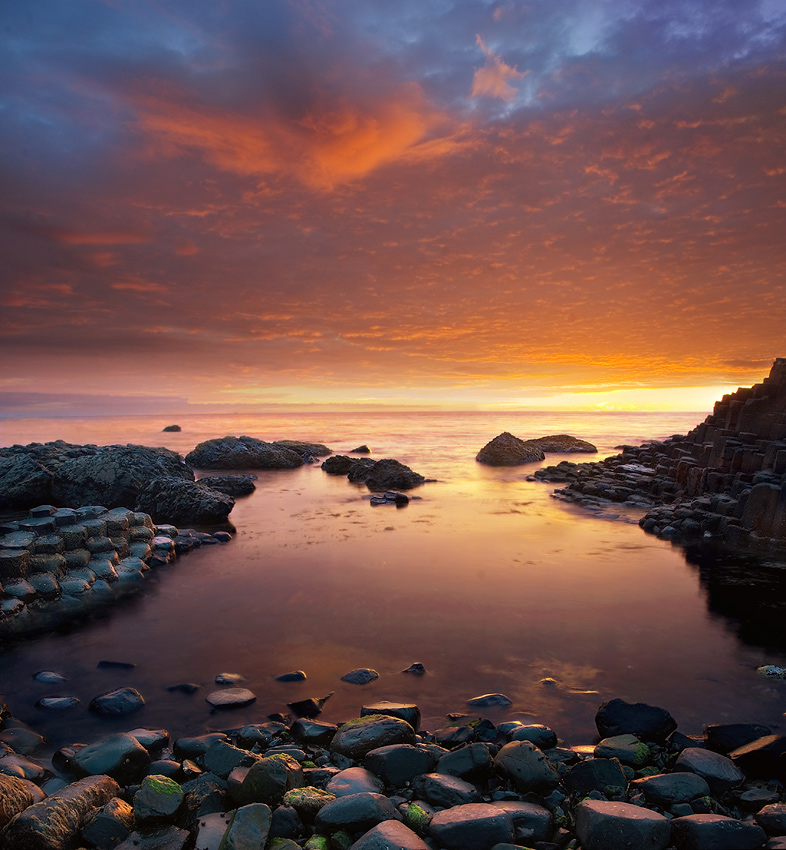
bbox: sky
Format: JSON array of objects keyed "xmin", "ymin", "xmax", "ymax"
[{"xmin": 1, "ymin": 0, "xmax": 785, "ymax": 415}]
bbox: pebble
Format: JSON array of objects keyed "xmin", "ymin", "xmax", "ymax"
[{"xmin": 205, "ymin": 687, "xmax": 257, "ymax": 708}]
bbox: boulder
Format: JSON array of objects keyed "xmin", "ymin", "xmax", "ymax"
[
  {"xmin": 314, "ymin": 792, "xmax": 402, "ymax": 832},
  {"xmin": 322, "ymin": 455, "xmax": 372, "ymax": 475},
  {"xmin": 0, "ymin": 773, "xmax": 35, "ymax": 827},
  {"xmin": 231, "ymin": 754, "xmax": 304, "ymax": 806},
  {"xmin": 135, "ymin": 477, "xmax": 234, "ymax": 525},
  {"xmin": 526, "ymin": 434, "xmax": 598, "ymax": 453},
  {"xmin": 0, "ymin": 454, "xmax": 53, "ymax": 510},
  {"xmin": 563, "ymin": 757, "xmax": 628, "ymax": 796},
  {"xmin": 349, "ymin": 820, "xmax": 429, "ymax": 850},
  {"xmin": 2, "ymin": 775, "xmax": 120, "ymax": 850},
  {"xmin": 81, "ymin": 797, "xmax": 135, "ymax": 849},
  {"xmin": 631, "ymin": 772, "xmax": 711, "ymax": 805},
  {"xmin": 411, "ymin": 773, "xmax": 481, "ymax": 808},
  {"xmin": 331, "ymin": 716, "xmax": 416, "ymax": 760},
  {"xmin": 272, "ymin": 440, "xmax": 332, "ymax": 458},
  {"xmin": 575, "ymin": 800, "xmax": 671, "ymax": 850},
  {"xmin": 348, "ymin": 459, "xmax": 426, "ymax": 491},
  {"xmin": 184, "ymin": 436, "xmax": 303, "ymax": 470},
  {"xmin": 429, "ymin": 803, "xmax": 515, "ymax": 850},
  {"xmin": 133, "ymin": 774, "xmax": 184, "ymax": 821},
  {"xmin": 326, "ymin": 767, "xmax": 384, "ymax": 798},
  {"xmin": 72, "ymin": 733, "xmax": 151, "ymax": 784},
  {"xmin": 341, "ymin": 668, "xmax": 379, "ymax": 685},
  {"xmin": 197, "ymin": 475, "xmax": 256, "ymax": 497},
  {"xmin": 162, "ymin": 425, "xmax": 181, "ymax": 432},
  {"xmin": 205, "ymin": 687, "xmax": 256, "ymax": 709},
  {"xmin": 670, "ymin": 813, "xmax": 766, "ymax": 849},
  {"xmin": 220, "ymin": 803, "xmax": 272, "ymax": 849},
  {"xmin": 595, "ymin": 698, "xmax": 677, "ymax": 742},
  {"xmin": 365, "ymin": 744, "xmax": 436, "ymax": 787},
  {"xmin": 673, "ymin": 747, "xmax": 745, "ymax": 795},
  {"xmin": 52, "ymin": 445, "xmax": 193, "ymax": 509},
  {"xmin": 89, "ymin": 687, "xmax": 145, "ymax": 716},
  {"xmin": 493, "ymin": 740, "xmax": 561, "ymax": 792},
  {"xmin": 730, "ymin": 734, "xmax": 786, "ymax": 780},
  {"xmin": 476, "ymin": 432, "xmax": 545, "ymax": 466}
]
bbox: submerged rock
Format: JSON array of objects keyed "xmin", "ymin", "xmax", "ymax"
[
  {"xmin": 347, "ymin": 459, "xmax": 426, "ymax": 492},
  {"xmin": 526, "ymin": 434, "xmax": 598, "ymax": 453},
  {"xmin": 185, "ymin": 436, "xmax": 303, "ymax": 470}
]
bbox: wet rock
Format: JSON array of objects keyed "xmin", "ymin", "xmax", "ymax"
[
  {"xmin": 2, "ymin": 774, "xmax": 120, "ymax": 850},
  {"xmin": 80, "ymin": 797, "xmax": 135, "ymax": 849},
  {"xmin": 290, "ymin": 719, "xmax": 337, "ymax": 746},
  {"xmin": 185, "ymin": 436, "xmax": 303, "ymax": 470},
  {"xmin": 231, "ymin": 754, "xmax": 304, "ymax": 806},
  {"xmin": 277, "ymin": 670, "xmax": 307, "ymax": 682},
  {"xmin": 429, "ymin": 803, "xmax": 515, "ymax": 850},
  {"xmin": 361, "ymin": 702, "xmax": 420, "ymax": 732},
  {"xmin": 327, "ymin": 768, "xmax": 384, "ymax": 798},
  {"xmin": 670, "ymin": 813, "xmax": 767, "ymax": 849},
  {"xmin": 673, "ymin": 747, "xmax": 746, "ymax": 795},
  {"xmin": 288, "ymin": 694, "xmax": 332, "ymax": 719},
  {"xmin": 489, "ymin": 800, "xmax": 552, "ymax": 843},
  {"xmin": 526, "ymin": 434, "xmax": 598, "ymax": 453},
  {"xmin": 314, "ymin": 791, "xmax": 402, "ymax": 833},
  {"xmin": 205, "ymin": 687, "xmax": 256, "ymax": 709},
  {"xmin": 348, "ymin": 820, "xmax": 429, "ymax": 850},
  {"xmin": 135, "ymin": 477, "xmax": 234, "ymax": 525},
  {"xmin": 476, "ymin": 432, "xmax": 545, "ymax": 466},
  {"xmin": 173, "ymin": 732, "xmax": 229, "ymax": 760},
  {"xmin": 272, "ymin": 440, "xmax": 332, "ymax": 459},
  {"xmin": 220, "ymin": 802, "xmax": 272, "ymax": 849},
  {"xmin": 282, "ymin": 786, "xmax": 336, "ymax": 822},
  {"xmin": 411, "ymin": 773, "xmax": 481, "ymax": 808},
  {"xmin": 134, "ymin": 774, "xmax": 184, "ymax": 821},
  {"xmin": 0, "ymin": 454, "xmax": 53, "ymax": 510},
  {"xmin": 631, "ymin": 772, "xmax": 712, "ymax": 805},
  {"xmin": 505, "ymin": 723, "xmax": 558, "ymax": 750},
  {"xmin": 35, "ymin": 696, "xmax": 79, "ymax": 711},
  {"xmin": 365, "ymin": 744, "xmax": 436, "ymax": 787},
  {"xmin": 341, "ymin": 668, "xmax": 379, "ymax": 686},
  {"xmin": 755, "ymin": 803, "xmax": 786, "ymax": 834},
  {"xmin": 331, "ymin": 716, "xmax": 416, "ymax": 760},
  {"xmin": 401, "ymin": 662, "xmax": 426, "ymax": 676},
  {"xmin": 563, "ymin": 757, "xmax": 628, "ymax": 796},
  {"xmin": 203, "ymin": 739, "xmax": 259, "ymax": 779},
  {"xmin": 162, "ymin": 425, "xmax": 181, "ymax": 432},
  {"xmin": 115, "ymin": 825, "xmax": 191, "ymax": 850},
  {"xmin": 322, "ymin": 455, "xmax": 366, "ymax": 475},
  {"xmin": 349, "ymin": 459, "xmax": 426, "ymax": 492},
  {"xmin": 493, "ymin": 740, "xmax": 561, "ymax": 792},
  {"xmin": 215, "ymin": 671, "xmax": 244, "ymax": 684},
  {"xmin": 467, "ymin": 693, "xmax": 512, "ymax": 708},
  {"xmin": 51, "ymin": 445, "xmax": 193, "ymax": 509},
  {"xmin": 0, "ymin": 773, "xmax": 35, "ymax": 828},
  {"xmin": 595, "ymin": 733, "xmax": 652, "ymax": 767},
  {"xmin": 595, "ymin": 698, "xmax": 678, "ymax": 742},
  {"xmin": 730, "ymin": 734, "xmax": 786, "ymax": 781},
  {"xmin": 89, "ymin": 687, "xmax": 145, "ymax": 716},
  {"xmin": 704, "ymin": 723, "xmax": 773, "ymax": 755},
  {"xmin": 575, "ymin": 799, "xmax": 671, "ymax": 850},
  {"xmin": 435, "ymin": 742, "xmax": 493, "ymax": 780},
  {"xmin": 167, "ymin": 682, "xmax": 200, "ymax": 695},
  {"xmin": 72, "ymin": 733, "xmax": 151, "ymax": 784}
]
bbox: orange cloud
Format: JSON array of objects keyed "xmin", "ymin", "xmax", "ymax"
[
  {"xmin": 54, "ymin": 229, "xmax": 149, "ymax": 245},
  {"xmin": 471, "ymin": 35, "xmax": 528, "ymax": 101}
]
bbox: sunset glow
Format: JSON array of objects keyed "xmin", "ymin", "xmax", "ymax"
[{"xmin": 1, "ymin": 1, "xmax": 784, "ymax": 415}]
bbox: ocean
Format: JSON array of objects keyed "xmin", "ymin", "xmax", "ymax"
[{"xmin": 1, "ymin": 409, "xmax": 785, "ymax": 747}]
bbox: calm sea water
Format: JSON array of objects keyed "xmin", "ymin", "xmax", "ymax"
[{"xmin": 1, "ymin": 410, "xmax": 785, "ymax": 749}]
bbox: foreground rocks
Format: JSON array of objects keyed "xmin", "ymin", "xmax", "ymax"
[
  {"xmin": 0, "ymin": 504, "xmax": 231, "ymax": 637},
  {"xmin": 322, "ymin": 457, "xmax": 429, "ymax": 492},
  {"xmin": 533, "ymin": 358, "xmax": 786, "ymax": 552},
  {"xmin": 476, "ymin": 433, "xmax": 597, "ymax": 466},
  {"xmin": 1, "ymin": 696, "xmax": 784, "ymax": 850}
]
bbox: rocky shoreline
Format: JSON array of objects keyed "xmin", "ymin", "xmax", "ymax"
[
  {"xmin": 1, "ymin": 692, "xmax": 785, "ymax": 850},
  {"xmin": 533, "ymin": 359, "xmax": 786, "ymax": 553}
]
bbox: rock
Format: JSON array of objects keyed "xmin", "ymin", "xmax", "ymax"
[
  {"xmin": 72, "ymin": 733, "xmax": 151, "ymax": 784},
  {"xmin": 476, "ymin": 432, "xmax": 545, "ymax": 466},
  {"xmin": 351, "ymin": 445, "xmax": 371, "ymax": 454},
  {"xmin": 411, "ymin": 773, "xmax": 481, "ymax": 807},
  {"xmin": 489, "ymin": 800, "xmax": 552, "ymax": 842},
  {"xmin": 203, "ymin": 739, "xmax": 259, "ymax": 779},
  {"xmin": 401, "ymin": 662, "xmax": 426, "ymax": 675},
  {"xmin": 0, "ymin": 773, "xmax": 35, "ymax": 828},
  {"xmin": 429, "ymin": 803, "xmax": 515, "ymax": 850},
  {"xmin": 134, "ymin": 774, "xmax": 184, "ymax": 821},
  {"xmin": 341, "ymin": 668, "xmax": 379, "ymax": 685},
  {"xmin": 563, "ymin": 757, "xmax": 628, "ymax": 796},
  {"xmin": 288, "ymin": 694, "xmax": 332, "ymax": 719},
  {"xmin": 162, "ymin": 425, "xmax": 181, "ymax": 432},
  {"xmin": 2, "ymin": 774, "xmax": 120, "ymax": 850},
  {"xmin": 197, "ymin": 474, "xmax": 256, "ymax": 497},
  {"xmin": 575, "ymin": 800, "xmax": 671, "ymax": 850},
  {"xmin": 729, "ymin": 734, "xmax": 786, "ymax": 780},
  {"xmin": 52, "ymin": 445, "xmax": 193, "ymax": 509},
  {"xmin": 331, "ymin": 716, "xmax": 416, "ymax": 760},
  {"xmin": 315, "ymin": 792, "xmax": 402, "ymax": 832},
  {"xmin": 277, "ymin": 670, "xmax": 307, "ymax": 682},
  {"xmin": 348, "ymin": 459, "xmax": 426, "ymax": 491},
  {"xmin": 493, "ymin": 740, "xmax": 561, "ymax": 792},
  {"xmin": 673, "ymin": 747, "xmax": 745, "ymax": 795},
  {"xmin": 115, "ymin": 825, "xmax": 191, "ymax": 849},
  {"xmin": 215, "ymin": 672, "xmax": 244, "ymax": 684},
  {"xmin": 220, "ymin": 803, "xmax": 272, "ymax": 849},
  {"xmin": 89, "ymin": 687, "xmax": 145, "ymax": 716},
  {"xmin": 365, "ymin": 744, "xmax": 436, "ymax": 787},
  {"xmin": 167, "ymin": 682, "xmax": 200, "ymax": 694},
  {"xmin": 172, "ymin": 732, "xmax": 229, "ymax": 760},
  {"xmin": 135, "ymin": 477, "xmax": 234, "ymax": 525},
  {"xmin": 466, "ymin": 693, "xmax": 512, "ymax": 708},
  {"xmin": 0, "ymin": 454, "xmax": 53, "ymax": 510},
  {"xmin": 704, "ymin": 723, "xmax": 773, "ymax": 754},
  {"xmin": 290, "ymin": 719, "xmax": 337, "ymax": 746},
  {"xmin": 282, "ymin": 786, "xmax": 336, "ymax": 821},
  {"xmin": 0, "ymin": 549, "xmax": 31, "ymax": 580},
  {"xmin": 35, "ymin": 696, "xmax": 80, "ymax": 711},
  {"xmin": 526, "ymin": 434, "xmax": 598, "ymax": 453},
  {"xmin": 81, "ymin": 797, "xmax": 135, "ymax": 849},
  {"xmin": 326, "ymin": 767, "xmax": 384, "ymax": 798},
  {"xmin": 231, "ymin": 755, "xmax": 304, "ymax": 806},
  {"xmin": 205, "ymin": 687, "xmax": 256, "ymax": 709},
  {"xmin": 348, "ymin": 820, "xmax": 429, "ymax": 850},
  {"xmin": 757, "ymin": 665, "xmax": 786, "ymax": 679},
  {"xmin": 361, "ymin": 702, "xmax": 420, "ymax": 731},
  {"xmin": 595, "ymin": 733, "xmax": 652, "ymax": 766},
  {"xmin": 631, "ymin": 772, "xmax": 711, "ymax": 805},
  {"xmin": 272, "ymin": 440, "xmax": 332, "ymax": 458},
  {"xmin": 435, "ymin": 742, "xmax": 493, "ymax": 780},
  {"xmin": 755, "ymin": 803, "xmax": 786, "ymax": 834},
  {"xmin": 322, "ymin": 456, "xmax": 366, "ymax": 475},
  {"xmin": 185, "ymin": 436, "xmax": 303, "ymax": 470},
  {"xmin": 595, "ymin": 698, "xmax": 678, "ymax": 742},
  {"xmin": 670, "ymin": 813, "xmax": 767, "ymax": 849}
]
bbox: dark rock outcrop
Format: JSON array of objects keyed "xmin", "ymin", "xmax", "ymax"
[
  {"xmin": 196, "ymin": 475, "xmax": 256, "ymax": 497},
  {"xmin": 348, "ymin": 459, "xmax": 426, "ymax": 492},
  {"xmin": 476, "ymin": 432, "xmax": 545, "ymax": 466},
  {"xmin": 0, "ymin": 455, "xmax": 53, "ymax": 510},
  {"xmin": 185, "ymin": 436, "xmax": 303, "ymax": 470},
  {"xmin": 51, "ymin": 446, "xmax": 193, "ymax": 509},
  {"xmin": 135, "ymin": 477, "xmax": 234, "ymax": 525},
  {"xmin": 527, "ymin": 434, "xmax": 598, "ymax": 453},
  {"xmin": 162, "ymin": 425, "xmax": 181, "ymax": 432},
  {"xmin": 271, "ymin": 440, "xmax": 332, "ymax": 458}
]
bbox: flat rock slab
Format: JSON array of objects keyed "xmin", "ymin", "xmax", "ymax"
[
  {"xmin": 575, "ymin": 800, "xmax": 671, "ymax": 850},
  {"xmin": 429, "ymin": 803, "xmax": 515, "ymax": 850},
  {"xmin": 670, "ymin": 813, "xmax": 767, "ymax": 849},
  {"xmin": 205, "ymin": 687, "xmax": 256, "ymax": 708}
]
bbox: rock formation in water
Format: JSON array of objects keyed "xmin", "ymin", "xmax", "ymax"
[
  {"xmin": 476, "ymin": 432, "xmax": 597, "ymax": 466},
  {"xmin": 535, "ymin": 358, "xmax": 786, "ymax": 551}
]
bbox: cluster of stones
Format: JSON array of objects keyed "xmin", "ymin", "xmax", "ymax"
[
  {"xmin": 534, "ymin": 358, "xmax": 786, "ymax": 551},
  {"xmin": 321, "ymin": 457, "xmax": 428, "ymax": 492},
  {"xmin": 476, "ymin": 434, "xmax": 598, "ymax": 467},
  {"xmin": 1, "ymin": 696, "xmax": 785, "ymax": 850},
  {"xmin": 0, "ymin": 503, "xmax": 230, "ymax": 637}
]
